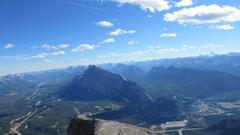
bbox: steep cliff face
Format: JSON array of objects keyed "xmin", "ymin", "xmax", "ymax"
[{"xmin": 67, "ymin": 116, "xmax": 155, "ymax": 135}]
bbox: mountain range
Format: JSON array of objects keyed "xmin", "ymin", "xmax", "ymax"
[
  {"xmin": 145, "ymin": 67, "xmax": 240, "ymax": 98},
  {"xmin": 2, "ymin": 53, "xmax": 240, "ymax": 99},
  {"xmin": 134, "ymin": 53, "xmax": 240, "ymax": 77},
  {"xmin": 0, "ymin": 66, "xmax": 85, "ymax": 92}
]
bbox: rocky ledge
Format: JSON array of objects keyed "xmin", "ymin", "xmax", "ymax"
[{"xmin": 67, "ymin": 115, "xmax": 155, "ymax": 135}]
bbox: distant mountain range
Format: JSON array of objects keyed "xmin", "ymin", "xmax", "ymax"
[
  {"xmin": 2, "ymin": 52, "xmax": 240, "ymax": 99},
  {"xmin": 110, "ymin": 64, "xmax": 146, "ymax": 81},
  {"xmin": 145, "ymin": 67, "xmax": 240, "ymax": 98},
  {"xmin": 0, "ymin": 66, "xmax": 85, "ymax": 92},
  {"xmin": 133, "ymin": 53, "xmax": 240, "ymax": 76},
  {"xmin": 58, "ymin": 65, "xmax": 151, "ymax": 103},
  {"xmin": 0, "ymin": 74, "xmax": 34, "ymax": 92}
]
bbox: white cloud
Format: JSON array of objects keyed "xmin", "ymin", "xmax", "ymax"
[
  {"xmin": 71, "ymin": 44, "xmax": 95, "ymax": 52},
  {"xmin": 115, "ymin": 0, "xmax": 171, "ymax": 12},
  {"xmin": 160, "ymin": 33, "xmax": 177, "ymax": 38},
  {"xmin": 4, "ymin": 44, "xmax": 14, "ymax": 49},
  {"xmin": 96, "ymin": 43, "xmax": 225, "ymax": 62},
  {"xmin": 110, "ymin": 29, "xmax": 136, "ymax": 36},
  {"xmin": 40, "ymin": 44, "xmax": 58, "ymax": 50},
  {"xmin": 175, "ymin": 0, "xmax": 193, "ymax": 7},
  {"xmin": 33, "ymin": 44, "xmax": 69, "ymax": 50},
  {"xmin": 164, "ymin": 4, "xmax": 240, "ymax": 25},
  {"xmin": 51, "ymin": 51, "xmax": 65, "ymax": 56},
  {"xmin": 58, "ymin": 44, "xmax": 69, "ymax": 49},
  {"xmin": 209, "ymin": 24, "xmax": 235, "ymax": 30},
  {"xmin": 128, "ymin": 40, "xmax": 138, "ymax": 45},
  {"xmin": 32, "ymin": 50, "xmax": 66, "ymax": 59},
  {"xmin": 201, "ymin": 43, "xmax": 223, "ymax": 49},
  {"xmin": 0, "ymin": 55, "xmax": 31, "ymax": 60},
  {"xmin": 96, "ymin": 21, "xmax": 114, "ymax": 27},
  {"xmin": 148, "ymin": 45, "xmax": 163, "ymax": 50},
  {"xmin": 32, "ymin": 53, "xmax": 48, "ymax": 59},
  {"xmin": 99, "ymin": 38, "xmax": 116, "ymax": 44},
  {"xmin": 181, "ymin": 45, "xmax": 195, "ymax": 49},
  {"xmin": 97, "ymin": 46, "xmax": 181, "ymax": 59}
]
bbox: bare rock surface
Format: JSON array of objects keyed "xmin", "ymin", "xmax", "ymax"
[{"xmin": 68, "ymin": 115, "xmax": 155, "ymax": 135}]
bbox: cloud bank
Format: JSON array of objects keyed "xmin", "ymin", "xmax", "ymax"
[{"xmin": 164, "ymin": 4, "xmax": 240, "ymax": 25}]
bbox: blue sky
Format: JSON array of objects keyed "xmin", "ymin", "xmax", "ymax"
[{"xmin": 1, "ymin": 0, "xmax": 240, "ymax": 75}]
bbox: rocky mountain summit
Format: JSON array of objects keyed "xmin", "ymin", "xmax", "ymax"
[
  {"xmin": 58, "ymin": 65, "xmax": 151, "ymax": 103},
  {"xmin": 67, "ymin": 116, "xmax": 155, "ymax": 135}
]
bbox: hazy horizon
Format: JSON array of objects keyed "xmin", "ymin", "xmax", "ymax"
[{"xmin": 1, "ymin": 51, "xmax": 237, "ymax": 76}]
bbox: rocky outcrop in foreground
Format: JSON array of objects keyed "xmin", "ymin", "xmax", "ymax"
[{"xmin": 67, "ymin": 116, "xmax": 155, "ymax": 135}]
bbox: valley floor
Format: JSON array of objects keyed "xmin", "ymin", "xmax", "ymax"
[{"xmin": 0, "ymin": 83, "xmax": 240, "ymax": 135}]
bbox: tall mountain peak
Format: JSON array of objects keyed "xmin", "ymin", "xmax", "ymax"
[
  {"xmin": 83, "ymin": 65, "xmax": 108, "ymax": 75},
  {"xmin": 58, "ymin": 66, "xmax": 151, "ymax": 103}
]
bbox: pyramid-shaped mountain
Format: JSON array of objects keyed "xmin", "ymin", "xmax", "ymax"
[{"xmin": 58, "ymin": 65, "xmax": 151, "ymax": 103}]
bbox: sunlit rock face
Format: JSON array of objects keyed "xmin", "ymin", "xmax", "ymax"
[{"xmin": 67, "ymin": 116, "xmax": 155, "ymax": 135}]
